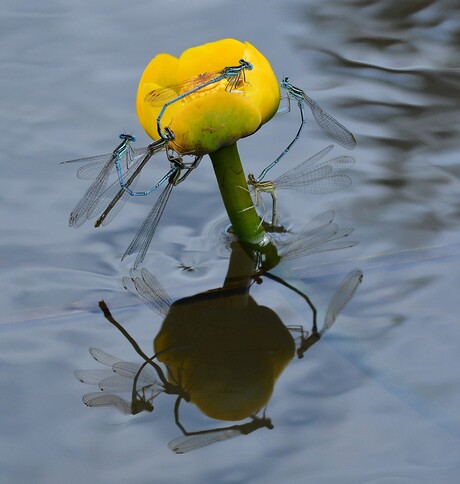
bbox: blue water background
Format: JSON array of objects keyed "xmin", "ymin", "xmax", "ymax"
[{"xmin": 1, "ymin": 0, "xmax": 460, "ymax": 482}]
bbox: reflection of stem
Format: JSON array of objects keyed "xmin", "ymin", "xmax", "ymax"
[{"xmin": 222, "ymin": 241, "xmax": 257, "ymax": 293}]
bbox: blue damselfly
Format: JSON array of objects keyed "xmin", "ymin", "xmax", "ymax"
[
  {"xmin": 276, "ymin": 210, "xmax": 358, "ymax": 262},
  {"xmin": 257, "ymin": 77, "xmax": 357, "ymax": 181},
  {"xmin": 93, "ymin": 153, "xmax": 177, "ymax": 228},
  {"xmin": 122, "ymin": 156, "xmax": 202, "ymax": 269},
  {"xmin": 63, "ymin": 133, "xmax": 172, "ymax": 228},
  {"xmin": 63, "ymin": 133, "xmax": 137, "ymax": 228},
  {"xmin": 144, "ymin": 59, "xmax": 253, "ymax": 140},
  {"xmin": 207, "ymin": 209, "xmax": 358, "ymax": 264},
  {"xmin": 247, "ymin": 145, "xmax": 354, "ymax": 226}
]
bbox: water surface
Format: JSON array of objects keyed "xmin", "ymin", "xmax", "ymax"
[{"xmin": 1, "ymin": 0, "xmax": 460, "ymax": 482}]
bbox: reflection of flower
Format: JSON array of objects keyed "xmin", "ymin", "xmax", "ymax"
[
  {"xmin": 137, "ymin": 38, "xmax": 280, "ymax": 155},
  {"xmin": 154, "ymin": 291, "xmax": 295, "ymax": 421}
]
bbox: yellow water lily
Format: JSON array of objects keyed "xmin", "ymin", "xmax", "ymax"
[{"xmin": 137, "ymin": 38, "xmax": 280, "ymax": 155}]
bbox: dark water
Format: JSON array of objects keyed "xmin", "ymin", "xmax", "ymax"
[{"xmin": 2, "ymin": 0, "xmax": 460, "ymax": 482}]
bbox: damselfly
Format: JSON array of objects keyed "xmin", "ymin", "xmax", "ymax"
[
  {"xmin": 247, "ymin": 145, "xmax": 354, "ymax": 226},
  {"xmin": 93, "ymin": 151, "xmax": 193, "ymax": 229},
  {"xmin": 207, "ymin": 209, "xmax": 358, "ymax": 265},
  {"xmin": 63, "ymin": 133, "xmax": 173, "ymax": 228},
  {"xmin": 63, "ymin": 133, "xmax": 136, "ymax": 227},
  {"xmin": 121, "ymin": 157, "xmax": 202, "ymax": 269},
  {"xmin": 122, "ymin": 267, "xmax": 172, "ymax": 316},
  {"xmin": 76, "ymin": 276, "xmax": 274, "ymax": 453},
  {"xmin": 275, "ymin": 210, "xmax": 358, "ymax": 262},
  {"xmin": 257, "ymin": 76, "xmax": 357, "ymax": 181},
  {"xmin": 144, "ymin": 59, "xmax": 253, "ymax": 140}
]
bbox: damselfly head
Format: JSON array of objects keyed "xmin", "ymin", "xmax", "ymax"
[
  {"xmin": 247, "ymin": 173, "xmax": 257, "ymax": 185},
  {"xmin": 164, "ymin": 127, "xmax": 175, "ymax": 141},
  {"xmin": 239, "ymin": 59, "xmax": 253, "ymax": 71},
  {"xmin": 119, "ymin": 133, "xmax": 136, "ymax": 142},
  {"xmin": 281, "ymin": 76, "xmax": 290, "ymax": 88},
  {"xmin": 132, "ymin": 398, "xmax": 154, "ymax": 414}
]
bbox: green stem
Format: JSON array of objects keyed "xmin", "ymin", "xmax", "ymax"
[
  {"xmin": 210, "ymin": 143, "xmax": 280, "ymax": 271},
  {"xmin": 210, "ymin": 143, "xmax": 265, "ymax": 244}
]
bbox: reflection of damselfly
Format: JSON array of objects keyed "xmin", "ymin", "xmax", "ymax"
[
  {"xmin": 257, "ymin": 76, "xmax": 357, "ymax": 181},
  {"xmin": 123, "ymin": 269, "xmax": 274, "ymax": 454},
  {"xmin": 76, "ymin": 284, "xmax": 273, "ymax": 454},
  {"xmin": 75, "ymin": 347, "xmax": 164, "ymax": 415},
  {"xmin": 144, "ymin": 59, "xmax": 253, "ymax": 140},
  {"xmin": 76, "ymin": 263, "xmax": 362, "ymax": 453},
  {"xmin": 124, "ymin": 266, "xmax": 362, "ymax": 450},
  {"xmin": 207, "ymin": 209, "xmax": 358, "ymax": 263},
  {"xmin": 169, "ymin": 413, "xmax": 273, "ymax": 454},
  {"xmin": 265, "ymin": 269, "xmax": 363, "ymax": 358},
  {"xmin": 76, "ymin": 292, "xmax": 186, "ymax": 416},
  {"xmin": 247, "ymin": 145, "xmax": 354, "ymax": 226},
  {"xmin": 275, "ymin": 210, "xmax": 358, "ymax": 262}
]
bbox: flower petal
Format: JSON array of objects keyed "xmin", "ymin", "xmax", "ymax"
[
  {"xmin": 170, "ymin": 92, "xmax": 261, "ymax": 154},
  {"xmin": 177, "ymin": 38, "xmax": 245, "ymax": 83},
  {"xmin": 136, "ymin": 39, "xmax": 280, "ymax": 154}
]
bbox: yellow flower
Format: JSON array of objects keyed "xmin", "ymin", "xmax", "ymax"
[{"xmin": 136, "ymin": 38, "xmax": 280, "ymax": 155}]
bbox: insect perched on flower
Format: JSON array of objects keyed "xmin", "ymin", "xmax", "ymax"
[{"xmin": 136, "ymin": 38, "xmax": 281, "ymax": 155}]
